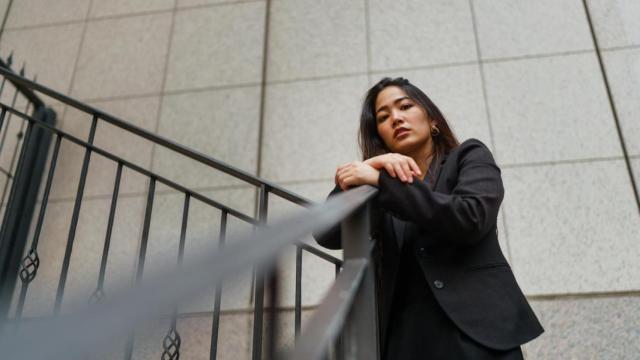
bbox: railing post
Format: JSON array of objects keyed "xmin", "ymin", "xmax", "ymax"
[
  {"xmin": 340, "ymin": 202, "xmax": 379, "ymax": 360},
  {"xmin": 0, "ymin": 106, "xmax": 56, "ymax": 321}
]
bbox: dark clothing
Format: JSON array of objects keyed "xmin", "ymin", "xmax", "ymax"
[
  {"xmin": 383, "ymin": 219, "xmax": 523, "ymax": 360},
  {"xmin": 314, "ymin": 138, "xmax": 543, "ymax": 358}
]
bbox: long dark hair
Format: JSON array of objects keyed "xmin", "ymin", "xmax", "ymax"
[{"xmin": 358, "ymin": 77, "xmax": 459, "ymax": 166}]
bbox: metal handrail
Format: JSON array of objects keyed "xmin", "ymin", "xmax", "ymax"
[
  {"xmin": 0, "ymin": 66, "xmax": 310, "ymax": 206},
  {"xmin": 0, "ymin": 185, "xmax": 379, "ymax": 360},
  {"xmin": 0, "ymin": 58, "xmax": 44, "ymax": 108},
  {"xmin": 0, "ymin": 103, "xmax": 256, "ymax": 224}
]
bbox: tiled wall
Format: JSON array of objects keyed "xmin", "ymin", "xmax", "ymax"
[{"xmin": 0, "ymin": 0, "xmax": 638, "ymax": 358}]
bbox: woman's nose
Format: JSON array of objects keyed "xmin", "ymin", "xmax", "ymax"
[{"xmin": 391, "ymin": 113, "xmax": 404, "ymax": 127}]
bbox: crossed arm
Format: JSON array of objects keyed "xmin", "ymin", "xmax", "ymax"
[
  {"xmin": 334, "ymin": 153, "xmax": 421, "ymax": 190},
  {"xmin": 316, "ymin": 140, "xmax": 504, "ymax": 249}
]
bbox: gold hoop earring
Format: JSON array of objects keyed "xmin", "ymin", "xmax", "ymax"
[{"xmin": 430, "ymin": 125, "xmax": 440, "ymax": 137}]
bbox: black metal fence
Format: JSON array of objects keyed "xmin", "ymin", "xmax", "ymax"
[
  {"xmin": 0, "ymin": 63, "xmax": 379, "ymax": 359},
  {"xmin": 0, "ymin": 54, "xmax": 57, "ymax": 322}
]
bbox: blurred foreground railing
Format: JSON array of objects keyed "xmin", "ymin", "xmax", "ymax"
[
  {"xmin": 0, "ymin": 184, "xmax": 379, "ymax": 360},
  {"xmin": 0, "ymin": 65, "xmax": 380, "ymax": 359}
]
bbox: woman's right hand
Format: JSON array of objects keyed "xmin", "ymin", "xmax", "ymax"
[{"xmin": 364, "ymin": 153, "xmax": 421, "ymax": 183}]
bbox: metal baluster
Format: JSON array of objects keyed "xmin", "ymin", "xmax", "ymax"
[
  {"xmin": 0, "ymin": 63, "xmax": 23, "ymax": 156},
  {"xmin": 251, "ymin": 184, "xmax": 268, "ymax": 360},
  {"xmin": 88, "ymin": 162, "xmax": 123, "ymax": 305},
  {"xmin": 161, "ymin": 193, "xmax": 189, "ymax": 360},
  {"xmin": 0, "ymin": 54, "xmax": 9, "ymax": 95},
  {"xmin": 294, "ymin": 246, "xmax": 302, "ymax": 340},
  {"xmin": 0, "ymin": 107, "xmax": 7, "ymax": 197},
  {"xmin": 124, "ymin": 177, "xmax": 156, "ymax": 360},
  {"xmin": 0, "ymin": 97, "xmax": 32, "ymax": 208},
  {"xmin": 209, "ymin": 210, "xmax": 227, "ymax": 360},
  {"xmin": 0, "ymin": 53, "xmax": 13, "ymax": 115},
  {"xmin": 14, "ymin": 134, "xmax": 62, "ymax": 319},
  {"xmin": 0, "ymin": 77, "xmax": 21, "ymax": 190},
  {"xmin": 0, "ymin": 108, "xmax": 6, "ymax": 140},
  {"xmin": 0, "ymin": 119, "xmax": 34, "ymax": 255},
  {"xmin": 265, "ymin": 266, "xmax": 279, "ymax": 360},
  {"xmin": 53, "ymin": 115, "xmax": 98, "ymax": 314}
]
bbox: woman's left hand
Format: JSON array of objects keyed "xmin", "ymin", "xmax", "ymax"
[{"xmin": 335, "ymin": 161, "xmax": 380, "ymax": 190}]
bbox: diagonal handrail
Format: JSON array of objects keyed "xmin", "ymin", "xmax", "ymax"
[
  {"xmin": 0, "ymin": 66, "xmax": 310, "ymax": 206},
  {"xmin": 0, "ymin": 103, "xmax": 256, "ymax": 224},
  {"xmin": 0, "ymin": 59, "xmax": 44, "ymax": 108}
]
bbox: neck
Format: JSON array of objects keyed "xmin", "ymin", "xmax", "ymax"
[{"xmin": 407, "ymin": 141, "xmax": 435, "ymax": 180}]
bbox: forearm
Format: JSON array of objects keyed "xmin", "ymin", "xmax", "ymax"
[{"xmin": 376, "ymin": 163, "xmax": 504, "ymax": 246}]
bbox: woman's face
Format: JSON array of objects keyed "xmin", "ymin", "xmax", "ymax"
[{"xmin": 374, "ymin": 86, "xmax": 433, "ymax": 155}]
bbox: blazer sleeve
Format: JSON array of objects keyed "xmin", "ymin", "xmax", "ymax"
[
  {"xmin": 376, "ymin": 140, "xmax": 504, "ymax": 246},
  {"xmin": 312, "ymin": 185, "xmax": 344, "ymax": 250}
]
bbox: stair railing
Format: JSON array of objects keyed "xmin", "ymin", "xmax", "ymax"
[{"xmin": 0, "ymin": 65, "xmax": 379, "ymax": 360}]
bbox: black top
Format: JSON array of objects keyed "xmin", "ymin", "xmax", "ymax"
[{"xmin": 383, "ymin": 219, "xmax": 524, "ymax": 359}]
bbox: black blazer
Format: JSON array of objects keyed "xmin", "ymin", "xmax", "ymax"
[{"xmin": 314, "ymin": 138, "xmax": 543, "ymax": 351}]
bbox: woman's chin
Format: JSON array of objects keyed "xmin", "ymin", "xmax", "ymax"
[{"xmin": 391, "ymin": 139, "xmax": 418, "ymax": 154}]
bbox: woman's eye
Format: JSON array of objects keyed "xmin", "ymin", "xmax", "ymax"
[
  {"xmin": 400, "ymin": 103, "xmax": 413, "ymax": 110},
  {"xmin": 377, "ymin": 115, "xmax": 388, "ymax": 123}
]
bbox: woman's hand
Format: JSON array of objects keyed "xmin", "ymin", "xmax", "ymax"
[
  {"xmin": 364, "ymin": 153, "xmax": 421, "ymax": 183},
  {"xmin": 335, "ymin": 161, "xmax": 380, "ymax": 190}
]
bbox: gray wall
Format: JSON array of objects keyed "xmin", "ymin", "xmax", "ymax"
[{"xmin": 0, "ymin": 0, "xmax": 639, "ymax": 358}]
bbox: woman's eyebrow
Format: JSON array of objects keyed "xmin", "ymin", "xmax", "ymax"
[{"xmin": 376, "ymin": 96, "xmax": 411, "ymax": 113}]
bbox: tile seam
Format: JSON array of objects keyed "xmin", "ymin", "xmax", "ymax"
[
  {"xmin": 467, "ymin": 0, "xmax": 515, "ymax": 265},
  {"xmin": 34, "ymin": 46, "xmax": 623, "ymax": 105},
  {"xmin": 2, "ymin": 0, "xmax": 265, "ymax": 32},
  {"xmin": 501, "ymin": 155, "xmax": 626, "ymax": 169}
]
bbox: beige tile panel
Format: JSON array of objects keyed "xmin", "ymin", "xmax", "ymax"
[
  {"xmin": 71, "ymin": 13, "xmax": 173, "ymax": 99},
  {"xmin": 524, "ymin": 295, "xmax": 640, "ymax": 358},
  {"xmin": 0, "ymin": 23, "xmax": 85, "ymax": 95},
  {"xmin": 165, "ymin": 2, "xmax": 265, "ymax": 91},
  {"xmin": 261, "ymin": 75, "xmax": 367, "ymax": 183},
  {"xmin": 473, "ymin": 0, "xmax": 593, "ymax": 60},
  {"xmin": 503, "ymin": 160, "xmax": 640, "ymax": 295},
  {"xmin": 152, "ymin": 86, "xmax": 260, "ymax": 189},
  {"xmin": 267, "ymin": 0, "xmax": 367, "ymax": 81},
  {"xmin": 5, "ymin": 0, "xmax": 90, "ymax": 28},
  {"xmin": 0, "ymin": 0, "xmax": 9, "ymax": 25},
  {"xmin": 369, "ymin": 0, "xmax": 477, "ymax": 71},
  {"xmin": 587, "ymin": 0, "xmax": 640, "ymax": 49},
  {"xmin": 484, "ymin": 52, "xmax": 622, "ymax": 165}
]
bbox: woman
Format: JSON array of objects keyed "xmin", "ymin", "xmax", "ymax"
[{"xmin": 314, "ymin": 78, "xmax": 543, "ymax": 359}]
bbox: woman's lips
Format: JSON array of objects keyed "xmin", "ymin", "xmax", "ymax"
[{"xmin": 394, "ymin": 128, "xmax": 410, "ymax": 139}]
